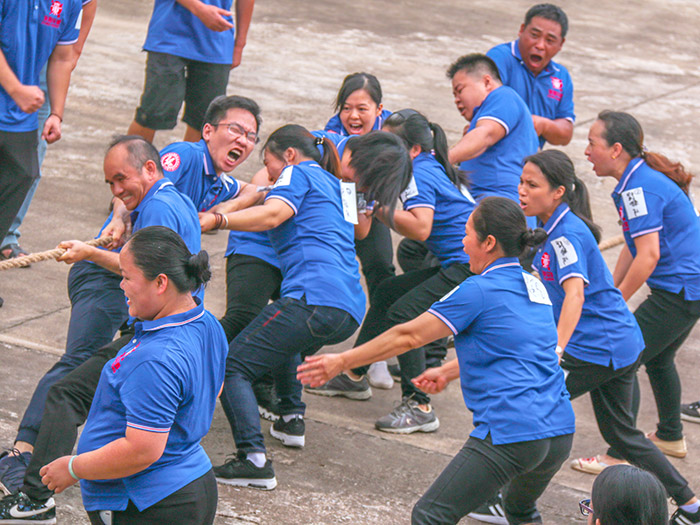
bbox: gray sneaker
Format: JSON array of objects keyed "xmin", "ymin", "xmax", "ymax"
[
  {"xmin": 375, "ymin": 398, "xmax": 439, "ymax": 434},
  {"xmin": 304, "ymin": 373, "xmax": 372, "ymax": 400}
]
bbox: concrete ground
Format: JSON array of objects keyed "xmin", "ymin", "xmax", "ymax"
[{"xmin": 1, "ymin": 0, "xmax": 700, "ymax": 522}]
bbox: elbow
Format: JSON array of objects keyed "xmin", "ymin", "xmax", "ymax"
[{"xmin": 414, "ymin": 228, "xmax": 431, "ymax": 242}]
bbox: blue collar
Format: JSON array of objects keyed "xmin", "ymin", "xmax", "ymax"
[
  {"xmin": 130, "ymin": 178, "xmax": 174, "ymax": 222},
  {"xmin": 510, "ymin": 39, "xmax": 558, "ymax": 77},
  {"xmin": 481, "ymin": 257, "xmax": 521, "ymax": 276},
  {"xmin": 539, "ymin": 202, "xmax": 570, "ymax": 234},
  {"xmin": 136, "ymin": 299, "xmax": 204, "ymax": 335},
  {"xmin": 613, "ymin": 158, "xmax": 645, "ymax": 196},
  {"xmin": 200, "ymin": 139, "xmax": 234, "ymax": 191}
]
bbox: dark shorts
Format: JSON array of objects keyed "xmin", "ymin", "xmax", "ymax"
[
  {"xmin": 0, "ymin": 129, "xmax": 39, "ymax": 242},
  {"xmin": 134, "ymin": 51, "xmax": 230, "ymax": 131}
]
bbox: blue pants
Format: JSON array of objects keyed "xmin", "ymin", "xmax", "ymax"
[
  {"xmin": 220, "ymin": 297, "xmax": 358, "ymax": 454},
  {"xmin": 16, "ymin": 261, "xmax": 128, "ymax": 445}
]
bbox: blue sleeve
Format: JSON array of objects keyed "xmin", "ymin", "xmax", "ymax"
[
  {"xmin": 556, "ymin": 68, "xmax": 575, "ymax": 122},
  {"xmin": 549, "ymin": 234, "xmax": 590, "ymax": 286},
  {"xmin": 428, "ymin": 279, "xmax": 484, "ymax": 335},
  {"xmin": 121, "ymin": 361, "xmax": 182, "ymax": 433},
  {"xmin": 476, "ymin": 88, "xmax": 521, "ymax": 136},
  {"xmin": 219, "ymin": 176, "xmax": 241, "ymax": 202},
  {"xmin": 135, "ymin": 199, "xmax": 185, "ymax": 233},
  {"xmin": 57, "ymin": 3, "xmax": 81, "ymax": 44},
  {"xmin": 265, "ymin": 165, "xmax": 308, "ymax": 215},
  {"xmin": 403, "ymin": 167, "xmax": 437, "ymax": 210},
  {"xmin": 160, "ymin": 145, "xmax": 194, "ymax": 190},
  {"xmin": 324, "ymin": 114, "xmax": 344, "ymax": 134},
  {"xmin": 621, "ymin": 186, "xmax": 664, "ymax": 238},
  {"xmin": 486, "ymin": 45, "xmax": 511, "ymax": 85}
]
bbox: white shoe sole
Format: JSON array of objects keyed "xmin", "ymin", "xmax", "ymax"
[
  {"xmin": 376, "ymin": 417, "xmax": 440, "ymax": 434},
  {"xmin": 681, "ymin": 413, "xmax": 700, "ymax": 424},
  {"xmin": 258, "ymin": 405, "xmax": 280, "ymax": 422},
  {"xmin": 270, "ymin": 426, "xmax": 305, "ymax": 448},
  {"xmin": 0, "ymin": 520, "xmax": 56, "ymax": 525},
  {"xmin": 304, "ymin": 386, "xmax": 372, "ymax": 400},
  {"xmin": 466, "ymin": 511, "xmax": 507, "ymax": 525},
  {"xmin": 216, "ymin": 476, "xmax": 277, "ymax": 490}
]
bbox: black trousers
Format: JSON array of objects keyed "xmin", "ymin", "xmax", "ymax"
[
  {"xmin": 412, "ymin": 433, "xmax": 573, "ymax": 525},
  {"xmin": 607, "ymin": 288, "xmax": 700, "ymax": 461},
  {"xmin": 0, "ymin": 130, "xmax": 39, "ymax": 243},
  {"xmin": 87, "ymin": 469, "xmax": 217, "ymax": 525},
  {"xmin": 562, "ymin": 352, "xmax": 693, "ymax": 504},
  {"xmin": 355, "ymin": 220, "xmax": 395, "ymax": 297},
  {"xmin": 22, "ymin": 330, "xmax": 135, "ymax": 502},
  {"xmin": 352, "ymin": 263, "xmax": 473, "ymax": 405}
]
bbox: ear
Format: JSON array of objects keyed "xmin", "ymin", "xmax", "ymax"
[
  {"xmin": 283, "ymin": 147, "xmax": 296, "ymax": 164},
  {"xmin": 376, "ymin": 103, "xmax": 384, "ymax": 117},
  {"xmin": 409, "ymin": 144, "xmax": 422, "ymax": 159},
  {"xmin": 202, "ymin": 123, "xmax": 213, "ymax": 142},
  {"xmin": 143, "ymin": 159, "xmax": 159, "ymax": 179},
  {"xmin": 518, "ymin": 22, "xmax": 526, "ymax": 36},
  {"xmin": 484, "ymin": 234, "xmax": 498, "ymax": 253},
  {"xmin": 554, "ymin": 184, "xmax": 566, "ymax": 201},
  {"xmin": 155, "ymin": 273, "xmax": 169, "ymax": 295},
  {"xmin": 611, "ymin": 142, "xmax": 624, "ymax": 159}
]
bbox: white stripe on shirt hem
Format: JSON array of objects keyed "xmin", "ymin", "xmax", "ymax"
[
  {"xmin": 558, "ymin": 272, "xmax": 590, "ymax": 286},
  {"xmin": 127, "ymin": 422, "xmax": 171, "ymax": 433},
  {"xmin": 630, "ymin": 226, "xmax": 663, "ymax": 238},
  {"xmin": 266, "ymin": 195, "xmax": 298, "ymax": 215},
  {"xmin": 476, "ymin": 116, "xmax": 510, "ymax": 135},
  {"xmin": 427, "ymin": 309, "xmax": 458, "ymax": 335}
]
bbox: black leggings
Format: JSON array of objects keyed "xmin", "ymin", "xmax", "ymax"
[
  {"xmin": 607, "ymin": 288, "xmax": 700, "ymax": 461},
  {"xmin": 355, "ymin": 219, "xmax": 395, "ymax": 297},
  {"xmin": 562, "ymin": 352, "xmax": 693, "ymax": 504},
  {"xmin": 87, "ymin": 469, "xmax": 217, "ymax": 525},
  {"xmin": 412, "ymin": 433, "xmax": 573, "ymax": 525}
]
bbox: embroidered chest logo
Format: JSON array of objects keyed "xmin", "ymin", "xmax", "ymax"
[
  {"xmin": 540, "ymin": 251, "xmax": 554, "ymax": 281},
  {"xmin": 550, "ymin": 77, "xmax": 563, "ymax": 91},
  {"xmin": 111, "ymin": 342, "xmax": 140, "ymax": 373},
  {"xmin": 42, "ymin": 1, "xmax": 64, "ymax": 27},
  {"xmin": 548, "ymin": 76, "xmax": 563, "ymax": 101},
  {"xmin": 161, "ymin": 152, "xmax": 181, "ymax": 172},
  {"xmin": 541, "ymin": 252, "xmax": 551, "ymax": 269}
]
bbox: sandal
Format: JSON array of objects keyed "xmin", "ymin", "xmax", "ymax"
[
  {"xmin": 0, "ymin": 244, "xmax": 30, "ymax": 267},
  {"xmin": 570, "ymin": 455, "xmax": 629, "ymax": 475}
]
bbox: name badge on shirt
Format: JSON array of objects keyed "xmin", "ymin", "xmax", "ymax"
[
  {"xmin": 523, "ymin": 273, "xmax": 552, "ymax": 305},
  {"xmin": 340, "ymin": 181, "xmax": 358, "ymax": 224},
  {"xmin": 399, "ymin": 176, "xmax": 419, "ymax": 203},
  {"xmin": 550, "ymin": 236, "xmax": 578, "ymax": 269},
  {"xmin": 273, "ymin": 166, "xmax": 293, "ymax": 188},
  {"xmin": 621, "ymin": 187, "xmax": 648, "ymax": 219}
]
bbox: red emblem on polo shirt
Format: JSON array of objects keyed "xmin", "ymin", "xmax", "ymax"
[
  {"xmin": 551, "ymin": 77, "xmax": 563, "ymax": 91},
  {"xmin": 541, "ymin": 252, "xmax": 551, "ymax": 270},
  {"xmin": 50, "ymin": 1, "xmax": 63, "ymax": 17},
  {"xmin": 161, "ymin": 152, "xmax": 181, "ymax": 172}
]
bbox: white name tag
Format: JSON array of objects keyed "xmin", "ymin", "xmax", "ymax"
[
  {"xmin": 622, "ymin": 187, "xmax": 648, "ymax": 219},
  {"xmin": 523, "ymin": 273, "xmax": 552, "ymax": 305},
  {"xmin": 340, "ymin": 181, "xmax": 358, "ymax": 224},
  {"xmin": 550, "ymin": 236, "xmax": 578, "ymax": 269},
  {"xmin": 400, "ymin": 176, "xmax": 419, "ymax": 203},
  {"xmin": 439, "ymin": 285, "xmax": 459, "ymax": 302},
  {"xmin": 273, "ymin": 166, "xmax": 293, "ymax": 188}
]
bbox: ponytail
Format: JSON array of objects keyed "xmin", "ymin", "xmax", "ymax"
[
  {"xmin": 314, "ymin": 136, "xmax": 342, "ymax": 179},
  {"xmin": 473, "ymin": 197, "xmax": 547, "ymax": 257},
  {"xmin": 524, "ymin": 150, "xmax": 602, "ymax": 243},
  {"xmin": 598, "ymin": 110, "xmax": 694, "ymax": 194},
  {"xmin": 264, "ymin": 124, "xmax": 341, "ymax": 179},
  {"xmin": 428, "ymin": 121, "xmax": 470, "ymax": 189}
]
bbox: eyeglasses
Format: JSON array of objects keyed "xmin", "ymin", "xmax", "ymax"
[
  {"xmin": 579, "ymin": 498, "xmax": 593, "ymax": 516},
  {"xmin": 214, "ymin": 122, "xmax": 258, "ymax": 144}
]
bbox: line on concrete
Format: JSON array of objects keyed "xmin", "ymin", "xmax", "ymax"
[
  {"xmin": 0, "ymin": 306, "xmax": 69, "ymax": 333},
  {"xmin": 0, "ymin": 334, "xmax": 64, "ymax": 357},
  {"xmin": 574, "ymin": 78, "xmax": 700, "ymax": 128}
]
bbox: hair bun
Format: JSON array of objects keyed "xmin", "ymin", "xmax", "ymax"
[
  {"xmin": 520, "ymin": 227, "xmax": 548, "ymax": 249},
  {"xmin": 186, "ymin": 251, "xmax": 212, "ymax": 286}
]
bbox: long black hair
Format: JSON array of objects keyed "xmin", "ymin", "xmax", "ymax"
[
  {"xmin": 334, "ymin": 72, "xmax": 382, "ymax": 113},
  {"xmin": 263, "ymin": 124, "xmax": 341, "ymax": 178},
  {"xmin": 344, "ymin": 131, "xmax": 412, "ymax": 218},
  {"xmin": 126, "ymin": 226, "xmax": 210, "ymax": 293},
  {"xmin": 524, "ymin": 150, "xmax": 601, "ymax": 242},
  {"xmin": 472, "ymin": 197, "xmax": 547, "ymax": 257},
  {"xmin": 383, "ymin": 109, "xmax": 469, "ymax": 189}
]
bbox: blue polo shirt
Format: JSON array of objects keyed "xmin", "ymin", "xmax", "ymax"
[
  {"xmin": 612, "ymin": 158, "xmax": 700, "ymax": 300},
  {"xmin": 144, "ymin": 0, "xmax": 234, "ymax": 64},
  {"xmin": 160, "ymin": 139, "xmax": 241, "ymax": 212},
  {"xmin": 77, "ymin": 301, "xmax": 227, "ymax": 512},
  {"xmin": 0, "ymin": 0, "xmax": 84, "ymax": 131},
  {"xmin": 532, "ymin": 204, "xmax": 643, "ymax": 369},
  {"xmin": 428, "ymin": 257, "xmax": 575, "ymax": 445},
  {"xmin": 459, "ymin": 86, "xmax": 539, "ymax": 202},
  {"xmin": 400, "ymin": 152, "xmax": 473, "ymax": 267},
  {"xmin": 488, "ymin": 40, "xmax": 575, "ymax": 148},
  {"xmin": 265, "ymin": 160, "xmax": 366, "ymax": 324},
  {"xmin": 324, "ymin": 109, "xmax": 393, "ymax": 137}
]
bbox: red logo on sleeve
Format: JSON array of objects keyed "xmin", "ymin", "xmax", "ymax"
[{"xmin": 161, "ymin": 152, "xmax": 181, "ymax": 172}]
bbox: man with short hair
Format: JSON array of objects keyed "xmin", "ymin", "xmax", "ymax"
[
  {"xmin": 0, "ymin": 136, "xmax": 202, "ymax": 523},
  {"xmin": 487, "ymin": 3, "xmax": 574, "ymax": 147},
  {"xmin": 447, "ymin": 53, "xmax": 539, "ymax": 203},
  {"xmin": 127, "ymin": 0, "xmax": 255, "ymax": 144}
]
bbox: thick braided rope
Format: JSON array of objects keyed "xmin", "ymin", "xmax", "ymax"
[
  {"xmin": 598, "ymin": 234, "xmax": 624, "ymax": 252},
  {"xmin": 0, "ymin": 236, "xmax": 113, "ymax": 271}
]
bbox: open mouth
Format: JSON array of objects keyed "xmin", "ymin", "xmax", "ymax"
[
  {"xmin": 227, "ymin": 148, "xmax": 242, "ymax": 163},
  {"xmin": 529, "ymin": 53, "xmax": 543, "ymax": 67},
  {"xmin": 347, "ymin": 122, "xmax": 364, "ymax": 134},
  {"xmin": 519, "ymin": 200, "xmax": 527, "ymax": 209}
]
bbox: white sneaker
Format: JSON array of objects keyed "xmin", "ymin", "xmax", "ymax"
[{"xmin": 368, "ymin": 361, "xmax": 394, "ymax": 389}]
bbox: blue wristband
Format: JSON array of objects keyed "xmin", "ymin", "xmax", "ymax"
[{"xmin": 68, "ymin": 455, "xmax": 80, "ymax": 481}]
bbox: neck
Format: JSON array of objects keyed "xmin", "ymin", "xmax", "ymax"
[
  {"xmin": 152, "ymin": 293, "xmax": 197, "ymax": 321},
  {"xmin": 537, "ymin": 200, "xmax": 563, "ymax": 225}
]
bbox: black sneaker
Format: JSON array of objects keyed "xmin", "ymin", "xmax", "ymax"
[
  {"xmin": 270, "ymin": 416, "xmax": 305, "ymax": 448},
  {"xmin": 681, "ymin": 401, "xmax": 700, "ymax": 424},
  {"xmin": 304, "ymin": 373, "xmax": 372, "ymax": 400},
  {"xmin": 671, "ymin": 506, "xmax": 700, "ymax": 525},
  {"xmin": 252, "ymin": 381, "xmax": 280, "ymax": 422},
  {"xmin": 0, "ymin": 492, "xmax": 56, "ymax": 524},
  {"xmin": 467, "ymin": 492, "xmax": 507, "ymax": 525},
  {"xmin": 214, "ymin": 451, "xmax": 277, "ymax": 490},
  {"xmin": 374, "ymin": 398, "xmax": 439, "ymax": 434},
  {"xmin": 0, "ymin": 451, "xmax": 31, "ymax": 495}
]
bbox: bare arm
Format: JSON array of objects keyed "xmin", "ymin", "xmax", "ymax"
[
  {"xmin": 40, "ymin": 427, "xmax": 168, "ymax": 493},
  {"xmin": 43, "ymin": 44, "xmax": 75, "ymax": 143},
  {"xmin": 201, "ymin": 197, "xmax": 294, "ymax": 232},
  {"xmin": 448, "ymin": 119, "xmax": 506, "ymax": 165},
  {"xmin": 297, "ymin": 312, "xmax": 453, "ymax": 387},
  {"xmin": 617, "ymin": 232, "xmax": 660, "ymax": 301},
  {"xmin": 232, "ymin": 0, "xmax": 254, "ymax": 68},
  {"xmin": 612, "ymin": 244, "xmax": 634, "ymax": 287},
  {"xmin": 412, "ymin": 358, "xmax": 461, "ymax": 395},
  {"xmin": 209, "ymin": 181, "xmax": 263, "ymax": 214},
  {"xmin": 176, "ymin": 0, "xmax": 233, "ymax": 31},
  {"xmin": 72, "ymin": 0, "xmax": 98, "ymax": 67},
  {"xmin": 557, "ymin": 277, "xmax": 585, "ymax": 354},
  {"xmin": 532, "ymin": 116, "xmax": 573, "ymax": 146},
  {"xmin": 378, "ymin": 207, "xmax": 434, "ymax": 242},
  {"xmin": 56, "ymin": 240, "xmax": 120, "ymax": 274}
]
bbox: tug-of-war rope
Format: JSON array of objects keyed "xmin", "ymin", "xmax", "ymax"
[
  {"xmin": 0, "ymin": 236, "xmax": 113, "ymax": 271},
  {"xmin": 0, "ymin": 234, "xmax": 626, "ymax": 272}
]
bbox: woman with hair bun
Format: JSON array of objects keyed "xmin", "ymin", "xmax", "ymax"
[
  {"xmin": 39, "ymin": 226, "xmax": 227, "ymax": 524},
  {"xmin": 299, "ymin": 197, "xmax": 575, "ymax": 525}
]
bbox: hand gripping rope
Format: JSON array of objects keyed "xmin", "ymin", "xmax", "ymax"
[{"xmin": 0, "ymin": 236, "xmax": 113, "ymax": 271}]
